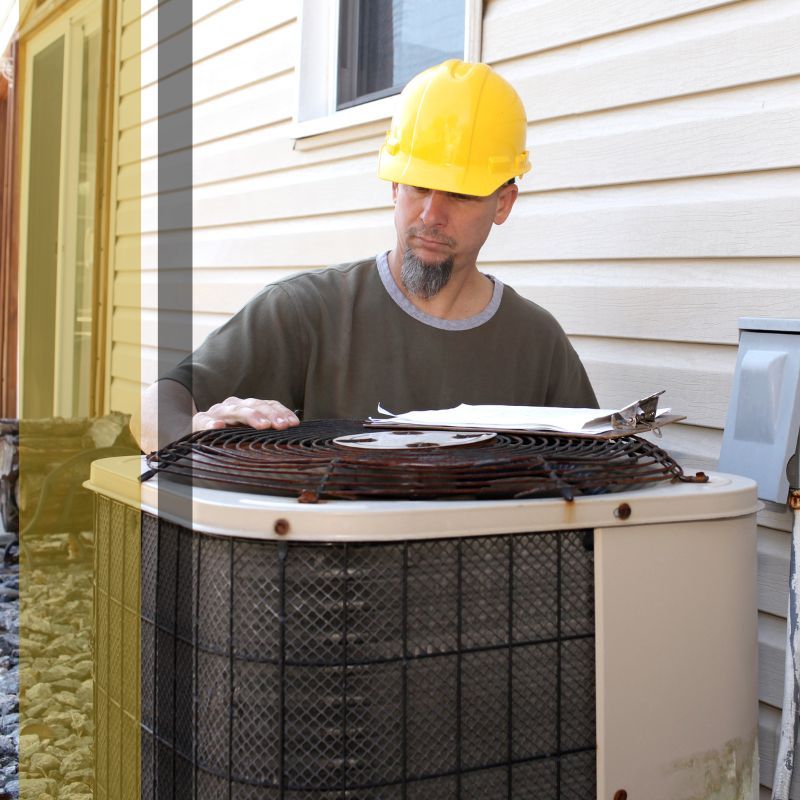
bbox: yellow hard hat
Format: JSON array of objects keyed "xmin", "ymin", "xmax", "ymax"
[{"xmin": 377, "ymin": 59, "xmax": 531, "ymax": 197}]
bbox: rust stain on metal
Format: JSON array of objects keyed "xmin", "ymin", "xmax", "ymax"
[
  {"xmin": 273, "ymin": 518, "xmax": 290, "ymax": 536},
  {"xmin": 614, "ymin": 503, "xmax": 632, "ymax": 520}
]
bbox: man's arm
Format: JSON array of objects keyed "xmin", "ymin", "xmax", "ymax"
[{"xmin": 133, "ymin": 379, "xmax": 300, "ymax": 453}]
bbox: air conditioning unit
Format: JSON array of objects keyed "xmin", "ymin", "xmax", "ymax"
[{"xmin": 88, "ymin": 429, "xmax": 758, "ymax": 800}]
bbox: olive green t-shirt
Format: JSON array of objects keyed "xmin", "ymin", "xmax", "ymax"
[{"xmin": 162, "ymin": 253, "xmax": 597, "ymax": 419}]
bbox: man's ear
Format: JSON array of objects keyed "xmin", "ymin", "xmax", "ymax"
[
  {"xmin": 392, "ymin": 182, "xmax": 399, "ymax": 203},
  {"xmin": 493, "ymin": 182, "xmax": 519, "ymax": 225}
]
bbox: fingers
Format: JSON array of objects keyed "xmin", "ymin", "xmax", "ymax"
[{"xmin": 192, "ymin": 397, "xmax": 300, "ymax": 432}]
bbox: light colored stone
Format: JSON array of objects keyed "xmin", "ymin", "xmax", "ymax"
[
  {"xmin": 25, "ymin": 683, "xmax": 53, "ymax": 704},
  {"xmin": 28, "ymin": 751, "xmax": 60, "ymax": 774},
  {"xmin": 51, "ymin": 692, "xmax": 78, "ymax": 709},
  {"xmin": 18, "ymin": 733, "xmax": 41, "ymax": 757},
  {"xmin": 38, "ymin": 666, "xmax": 72, "ymax": 683},
  {"xmin": 57, "ymin": 782, "xmax": 92, "ymax": 798},
  {"xmin": 16, "ymin": 776, "xmax": 56, "ymax": 796},
  {"xmin": 75, "ymin": 681, "xmax": 92, "ymax": 708},
  {"xmin": 58, "ymin": 748, "xmax": 90, "ymax": 775}
]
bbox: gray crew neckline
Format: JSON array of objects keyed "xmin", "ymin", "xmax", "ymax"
[{"xmin": 376, "ymin": 251, "xmax": 504, "ymax": 331}]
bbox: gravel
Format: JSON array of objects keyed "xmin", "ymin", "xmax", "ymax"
[{"xmin": 2, "ymin": 533, "xmax": 94, "ymax": 800}]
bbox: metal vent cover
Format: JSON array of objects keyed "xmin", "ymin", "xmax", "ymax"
[{"xmin": 144, "ymin": 419, "xmax": 692, "ymax": 502}]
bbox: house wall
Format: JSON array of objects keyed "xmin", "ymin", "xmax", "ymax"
[
  {"xmin": 111, "ymin": 1, "xmax": 800, "ymax": 794},
  {"xmin": 479, "ymin": 3, "xmax": 798, "ymax": 796}
]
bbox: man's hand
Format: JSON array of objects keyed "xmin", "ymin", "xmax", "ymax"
[
  {"xmin": 193, "ymin": 397, "xmax": 300, "ymax": 432},
  {"xmin": 135, "ymin": 381, "xmax": 301, "ymax": 454}
]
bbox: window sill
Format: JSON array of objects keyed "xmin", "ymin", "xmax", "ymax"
[{"xmin": 290, "ymin": 94, "xmax": 399, "ymax": 144}]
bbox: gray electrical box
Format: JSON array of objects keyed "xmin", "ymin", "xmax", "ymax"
[{"xmin": 719, "ymin": 318, "xmax": 800, "ymax": 504}]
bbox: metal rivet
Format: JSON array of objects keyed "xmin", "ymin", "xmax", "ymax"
[
  {"xmin": 274, "ymin": 519, "xmax": 290, "ymax": 536},
  {"xmin": 614, "ymin": 503, "xmax": 631, "ymax": 520},
  {"xmin": 613, "ymin": 791, "xmax": 628, "ymax": 800}
]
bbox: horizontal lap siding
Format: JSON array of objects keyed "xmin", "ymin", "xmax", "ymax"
[
  {"xmin": 107, "ymin": 0, "xmax": 799, "ymax": 788},
  {"xmin": 483, "ymin": 0, "xmax": 800, "ymax": 793},
  {"xmin": 111, "ymin": 0, "xmax": 300, "ymax": 406}
]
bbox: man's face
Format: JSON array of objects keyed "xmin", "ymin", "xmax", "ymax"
[{"xmin": 392, "ymin": 181, "xmax": 518, "ymax": 296}]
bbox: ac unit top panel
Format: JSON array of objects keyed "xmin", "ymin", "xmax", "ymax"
[{"xmin": 86, "ymin": 456, "xmax": 758, "ymax": 542}]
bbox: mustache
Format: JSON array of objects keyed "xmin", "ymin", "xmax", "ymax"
[{"xmin": 407, "ymin": 226, "xmax": 456, "ymax": 247}]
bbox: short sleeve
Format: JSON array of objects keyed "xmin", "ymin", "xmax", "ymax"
[
  {"xmin": 544, "ymin": 335, "xmax": 598, "ymax": 409},
  {"xmin": 159, "ymin": 284, "xmax": 308, "ymax": 412}
]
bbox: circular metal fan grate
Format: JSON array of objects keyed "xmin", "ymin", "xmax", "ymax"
[{"xmin": 143, "ymin": 420, "xmax": 700, "ymax": 502}]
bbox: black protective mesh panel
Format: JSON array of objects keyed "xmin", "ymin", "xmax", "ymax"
[{"xmin": 140, "ymin": 514, "xmax": 596, "ymax": 799}]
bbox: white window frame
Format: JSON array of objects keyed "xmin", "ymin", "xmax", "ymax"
[{"xmin": 292, "ymin": 0, "xmax": 482, "ymax": 140}]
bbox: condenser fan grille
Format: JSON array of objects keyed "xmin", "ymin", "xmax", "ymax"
[{"xmin": 144, "ymin": 419, "xmax": 690, "ymax": 502}]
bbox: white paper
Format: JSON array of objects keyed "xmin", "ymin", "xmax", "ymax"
[{"xmin": 369, "ymin": 402, "xmax": 672, "ymax": 435}]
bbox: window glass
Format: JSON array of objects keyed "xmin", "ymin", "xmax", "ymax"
[{"xmin": 337, "ymin": 0, "xmax": 464, "ymax": 110}]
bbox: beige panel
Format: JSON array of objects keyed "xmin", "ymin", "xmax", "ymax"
[
  {"xmin": 118, "ymin": 49, "xmax": 144, "ymax": 97},
  {"xmin": 123, "ymin": 78, "xmax": 800, "ymax": 196},
  {"xmin": 116, "ymin": 307, "xmax": 226, "ymax": 351},
  {"xmin": 113, "ymin": 342, "xmax": 152, "ymax": 382},
  {"xmin": 126, "ymin": 78, "xmax": 293, "ymax": 175},
  {"xmin": 119, "ymin": 15, "xmax": 142, "ymax": 61},
  {"xmin": 192, "ymin": 1, "xmax": 295, "ymax": 63},
  {"xmin": 596, "ymin": 515, "xmax": 758, "ymax": 798},
  {"xmin": 121, "ymin": 0, "xmax": 149, "ymax": 27},
  {"xmin": 116, "ymin": 205, "xmax": 395, "ymax": 262},
  {"xmin": 759, "ymin": 611, "xmax": 787, "ymax": 708},
  {"xmin": 109, "ymin": 376, "xmax": 144, "ymax": 417},
  {"xmin": 123, "ymin": 73, "xmax": 800, "ymax": 194},
  {"xmin": 115, "ymin": 267, "xmax": 302, "ymax": 313},
  {"xmin": 120, "ymin": 69, "xmax": 293, "ymax": 146},
  {"xmin": 758, "ymin": 524, "xmax": 794, "ymax": 618},
  {"xmin": 483, "ymin": 0, "xmax": 741, "ymax": 62},
  {"xmin": 486, "ymin": 259, "xmax": 800, "ymax": 346},
  {"xmin": 123, "ymin": 166, "xmax": 800, "ymax": 245},
  {"xmin": 571, "ymin": 336, "xmax": 737, "ymax": 428},
  {"xmin": 488, "ymin": 183, "xmax": 800, "ymax": 261},
  {"xmin": 124, "ymin": 0, "xmax": 295, "ymax": 61},
  {"xmin": 114, "ymin": 343, "xmax": 180, "ymax": 386},
  {"xmin": 112, "ymin": 307, "xmax": 143, "ymax": 348},
  {"xmin": 528, "ymin": 106, "xmax": 800, "ymax": 191},
  {"xmin": 501, "ymin": 11, "xmax": 800, "ymax": 123},
  {"xmin": 137, "ymin": 21, "xmax": 295, "ymax": 101},
  {"xmin": 126, "ymin": 0, "xmax": 201, "ymax": 52},
  {"xmin": 157, "ymin": 124, "xmax": 384, "ymax": 194},
  {"xmin": 190, "ymin": 156, "xmax": 385, "ymax": 228}
]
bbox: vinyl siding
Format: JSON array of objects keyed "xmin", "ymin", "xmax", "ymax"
[
  {"xmin": 482, "ymin": 0, "xmax": 800, "ymax": 794},
  {"xmin": 109, "ymin": 1, "xmax": 800, "ymax": 792}
]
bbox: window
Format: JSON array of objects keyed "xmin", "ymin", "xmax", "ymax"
[
  {"xmin": 336, "ymin": 0, "xmax": 464, "ymax": 110},
  {"xmin": 294, "ymin": 0, "xmax": 481, "ymax": 138}
]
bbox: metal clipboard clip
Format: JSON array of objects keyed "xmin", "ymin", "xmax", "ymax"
[{"xmin": 610, "ymin": 390, "xmax": 666, "ymax": 435}]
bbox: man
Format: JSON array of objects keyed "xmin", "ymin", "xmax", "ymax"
[{"xmin": 137, "ymin": 60, "xmax": 596, "ymax": 453}]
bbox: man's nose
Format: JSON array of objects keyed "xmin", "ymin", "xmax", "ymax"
[{"xmin": 419, "ymin": 191, "xmax": 448, "ymax": 226}]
